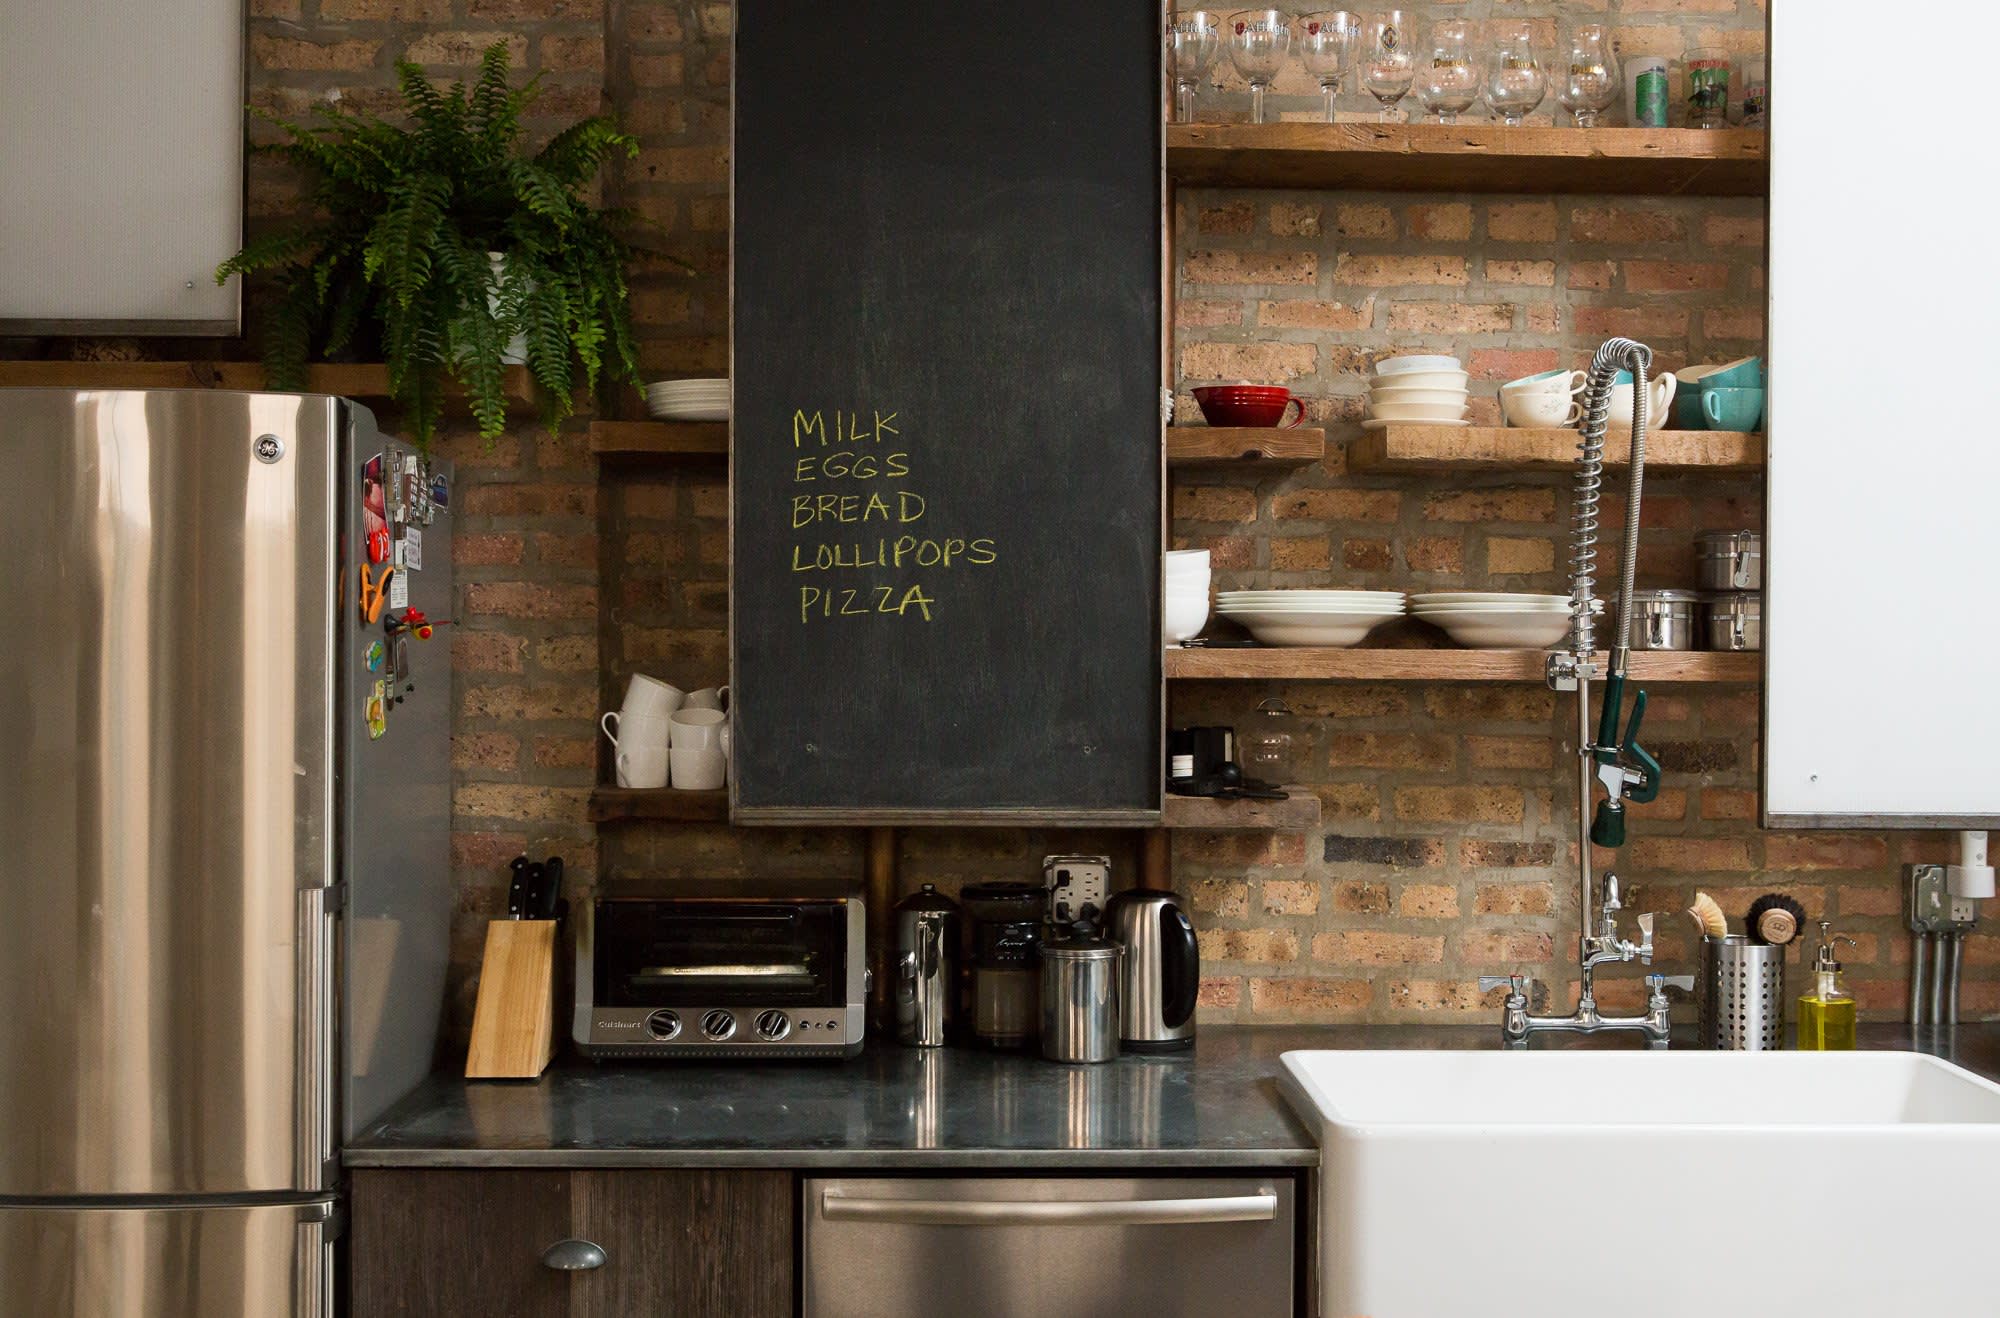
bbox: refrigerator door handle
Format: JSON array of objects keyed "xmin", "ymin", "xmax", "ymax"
[{"xmin": 296, "ymin": 884, "xmax": 337, "ymax": 1192}]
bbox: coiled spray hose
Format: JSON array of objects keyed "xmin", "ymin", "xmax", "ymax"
[
  {"xmin": 1573, "ymin": 338, "xmax": 1660, "ymax": 852},
  {"xmin": 1571, "ymin": 337, "xmax": 1653, "ymax": 670}
]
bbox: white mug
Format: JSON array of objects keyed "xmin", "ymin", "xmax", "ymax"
[
  {"xmin": 619, "ymin": 673, "xmax": 684, "ymax": 722},
  {"xmin": 1608, "ymin": 373, "xmax": 1678, "ymax": 428},
  {"xmin": 683, "ymin": 685, "xmax": 729, "ymax": 712},
  {"xmin": 601, "ymin": 709, "xmax": 672, "ymax": 751},
  {"xmin": 669, "ymin": 707, "xmax": 726, "ymax": 749},
  {"xmin": 670, "ymin": 744, "xmax": 726, "ymax": 791},
  {"xmin": 1502, "ymin": 390, "xmax": 1583, "ymax": 429},
  {"xmin": 617, "ymin": 744, "xmax": 670, "ymax": 790}
]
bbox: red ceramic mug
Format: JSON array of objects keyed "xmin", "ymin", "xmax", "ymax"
[{"xmin": 1192, "ymin": 385, "xmax": 1304, "ymax": 429}]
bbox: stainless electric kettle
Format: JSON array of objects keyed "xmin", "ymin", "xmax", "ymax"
[{"xmin": 1102, "ymin": 887, "xmax": 1198, "ymax": 1051}]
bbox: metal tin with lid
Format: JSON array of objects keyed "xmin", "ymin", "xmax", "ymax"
[
  {"xmin": 1695, "ymin": 530, "xmax": 1762, "ymax": 592},
  {"xmin": 1700, "ymin": 592, "xmax": 1762, "ymax": 652},
  {"xmin": 1626, "ymin": 589, "xmax": 1702, "ymax": 651},
  {"xmin": 1039, "ymin": 934, "xmax": 1121, "ymax": 1064}
]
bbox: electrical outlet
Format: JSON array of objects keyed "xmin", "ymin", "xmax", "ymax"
[
  {"xmin": 1950, "ymin": 896, "xmax": 1979, "ymax": 930},
  {"xmin": 1043, "ymin": 854, "xmax": 1110, "ymax": 929},
  {"xmin": 1908, "ymin": 864, "xmax": 1951, "ymax": 933}
]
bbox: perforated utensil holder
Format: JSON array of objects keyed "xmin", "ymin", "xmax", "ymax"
[{"xmin": 1698, "ymin": 934, "xmax": 1784, "ymax": 1050}]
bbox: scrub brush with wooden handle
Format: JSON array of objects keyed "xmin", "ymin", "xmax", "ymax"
[
  {"xmin": 1746, "ymin": 892, "xmax": 1808, "ymax": 947},
  {"xmin": 1687, "ymin": 891, "xmax": 1728, "ymax": 939}
]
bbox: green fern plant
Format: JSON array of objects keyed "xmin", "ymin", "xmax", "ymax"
[{"xmin": 217, "ymin": 43, "xmax": 644, "ymax": 447}]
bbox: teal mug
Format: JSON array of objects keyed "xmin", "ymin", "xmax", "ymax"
[
  {"xmin": 1701, "ymin": 386, "xmax": 1766, "ymax": 432},
  {"xmin": 1700, "ymin": 357, "xmax": 1764, "ymax": 390}
]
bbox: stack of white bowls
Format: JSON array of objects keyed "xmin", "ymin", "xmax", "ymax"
[
  {"xmin": 1216, "ymin": 589, "xmax": 1406, "ymax": 648},
  {"xmin": 646, "ymin": 378, "xmax": 730, "ymax": 421},
  {"xmin": 1365, "ymin": 355, "xmax": 1468, "ymax": 431},
  {"xmin": 1164, "ymin": 550, "xmax": 1211, "ymax": 643},
  {"xmin": 1409, "ymin": 592, "xmax": 1579, "ymax": 649}
]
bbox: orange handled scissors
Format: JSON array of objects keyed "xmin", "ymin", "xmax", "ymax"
[{"xmin": 359, "ymin": 564, "xmax": 397, "ymax": 626}]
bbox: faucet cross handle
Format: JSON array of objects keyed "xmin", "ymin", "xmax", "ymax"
[{"xmin": 1478, "ymin": 974, "xmax": 1528, "ymax": 1002}]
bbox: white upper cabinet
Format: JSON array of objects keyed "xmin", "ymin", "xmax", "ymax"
[
  {"xmin": 0, "ymin": 0, "xmax": 244, "ymax": 333},
  {"xmin": 1765, "ymin": 0, "xmax": 2000, "ymax": 826}
]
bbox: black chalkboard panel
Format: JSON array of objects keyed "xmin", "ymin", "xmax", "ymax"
[{"xmin": 730, "ymin": 0, "xmax": 1163, "ymax": 824}]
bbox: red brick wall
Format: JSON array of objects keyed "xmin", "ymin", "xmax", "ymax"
[{"xmin": 24, "ymin": 1, "xmax": 1975, "ymax": 1033}]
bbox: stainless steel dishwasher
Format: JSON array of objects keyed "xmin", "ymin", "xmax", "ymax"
[{"xmin": 803, "ymin": 1176, "xmax": 1295, "ymax": 1317}]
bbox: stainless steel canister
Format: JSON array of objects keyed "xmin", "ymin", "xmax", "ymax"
[
  {"xmin": 1696, "ymin": 530, "xmax": 1762, "ymax": 592},
  {"xmin": 1626, "ymin": 589, "xmax": 1702, "ymax": 651},
  {"xmin": 1698, "ymin": 934, "xmax": 1785, "ymax": 1050},
  {"xmin": 894, "ymin": 884, "xmax": 959, "ymax": 1047},
  {"xmin": 1701, "ymin": 593, "xmax": 1762, "ymax": 652},
  {"xmin": 1039, "ymin": 935, "xmax": 1121, "ymax": 1064}
]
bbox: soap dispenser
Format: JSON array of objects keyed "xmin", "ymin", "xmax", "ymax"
[{"xmin": 1797, "ymin": 920, "xmax": 1858, "ymax": 1051}]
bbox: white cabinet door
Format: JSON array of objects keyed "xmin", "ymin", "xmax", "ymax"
[
  {"xmin": 0, "ymin": 0, "xmax": 243, "ymax": 333},
  {"xmin": 1765, "ymin": 0, "xmax": 2000, "ymax": 826}
]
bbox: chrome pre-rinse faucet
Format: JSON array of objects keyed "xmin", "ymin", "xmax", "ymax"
[{"xmin": 1481, "ymin": 338, "xmax": 1692, "ymax": 1048}]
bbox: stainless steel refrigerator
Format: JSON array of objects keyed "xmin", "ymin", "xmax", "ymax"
[{"xmin": 0, "ymin": 388, "xmax": 455, "ymax": 1316}]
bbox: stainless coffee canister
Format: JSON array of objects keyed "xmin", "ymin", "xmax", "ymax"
[
  {"xmin": 1696, "ymin": 530, "xmax": 1762, "ymax": 592},
  {"xmin": 894, "ymin": 884, "xmax": 959, "ymax": 1047},
  {"xmin": 1626, "ymin": 589, "xmax": 1702, "ymax": 651},
  {"xmin": 1701, "ymin": 592, "xmax": 1762, "ymax": 652},
  {"xmin": 1039, "ymin": 936, "xmax": 1120, "ymax": 1064}
]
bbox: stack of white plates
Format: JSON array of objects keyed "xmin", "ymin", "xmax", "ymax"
[
  {"xmin": 1217, "ymin": 589, "xmax": 1407, "ymax": 648},
  {"xmin": 1164, "ymin": 550, "xmax": 1211, "ymax": 643},
  {"xmin": 1365, "ymin": 354, "xmax": 1469, "ymax": 431},
  {"xmin": 1409, "ymin": 592, "xmax": 1578, "ymax": 649},
  {"xmin": 646, "ymin": 378, "xmax": 730, "ymax": 421}
]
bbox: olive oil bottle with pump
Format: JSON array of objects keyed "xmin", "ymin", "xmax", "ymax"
[{"xmin": 1797, "ymin": 921, "xmax": 1857, "ymax": 1050}]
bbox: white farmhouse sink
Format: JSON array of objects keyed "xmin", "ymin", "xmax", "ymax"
[{"xmin": 1282, "ymin": 1050, "xmax": 2000, "ymax": 1318}]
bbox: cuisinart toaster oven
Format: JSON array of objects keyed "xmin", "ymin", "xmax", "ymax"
[{"xmin": 574, "ymin": 885, "xmax": 866, "ymax": 1059}]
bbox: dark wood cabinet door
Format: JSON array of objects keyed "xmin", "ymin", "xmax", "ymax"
[
  {"xmin": 350, "ymin": 1169, "xmax": 574, "ymax": 1318},
  {"xmin": 571, "ymin": 1170, "xmax": 793, "ymax": 1318}
]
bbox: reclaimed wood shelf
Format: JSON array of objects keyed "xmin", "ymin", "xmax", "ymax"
[
  {"xmin": 590, "ymin": 420, "xmax": 729, "ymax": 463},
  {"xmin": 1167, "ymin": 426, "xmax": 1326, "ymax": 466},
  {"xmin": 1166, "ymin": 123, "xmax": 1768, "ymax": 196},
  {"xmin": 0, "ymin": 359, "xmax": 535, "ymax": 405},
  {"xmin": 588, "ymin": 787, "xmax": 730, "ymax": 824},
  {"xmin": 1165, "ymin": 647, "xmax": 1760, "ymax": 683},
  {"xmin": 1162, "ymin": 786, "xmax": 1320, "ymax": 832},
  {"xmin": 1349, "ymin": 425, "xmax": 1763, "ymax": 474}
]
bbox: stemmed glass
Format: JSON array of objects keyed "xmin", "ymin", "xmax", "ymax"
[
  {"xmin": 1359, "ymin": 11, "xmax": 1416, "ymax": 123},
  {"xmin": 1170, "ymin": 11, "xmax": 1222, "ymax": 124},
  {"xmin": 1416, "ymin": 19, "xmax": 1480, "ymax": 125},
  {"xmin": 1226, "ymin": 9, "xmax": 1291, "ymax": 126},
  {"xmin": 1484, "ymin": 22, "xmax": 1547, "ymax": 126},
  {"xmin": 1554, "ymin": 24, "xmax": 1619, "ymax": 128},
  {"xmin": 1298, "ymin": 11, "xmax": 1362, "ymax": 123}
]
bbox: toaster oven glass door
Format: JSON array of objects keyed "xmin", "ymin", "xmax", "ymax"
[{"xmin": 595, "ymin": 901, "xmax": 847, "ymax": 1009}]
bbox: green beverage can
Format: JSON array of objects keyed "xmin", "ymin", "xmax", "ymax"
[{"xmin": 1636, "ymin": 67, "xmax": 1668, "ymax": 126}]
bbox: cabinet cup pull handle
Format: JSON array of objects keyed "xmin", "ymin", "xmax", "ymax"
[{"xmin": 541, "ymin": 1239, "xmax": 608, "ymax": 1271}]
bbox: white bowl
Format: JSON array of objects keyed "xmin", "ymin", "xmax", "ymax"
[
  {"xmin": 1367, "ymin": 402, "xmax": 1472, "ymax": 423},
  {"xmin": 1369, "ymin": 387, "xmax": 1470, "ymax": 407},
  {"xmin": 1166, "ymin": 549, "xmax": 1211, "ymax": 566},
  {"xmin": 648, "ymin": 401, "xmax": 730, "ymax": 421},
  {"xmin": 1163, "ymin": 595, "xmax": 1210, "ymax": 643},
  {"xmin": 1235, "ymin": 615, "xmax": 1402, "ymax": 647},
  {"xmin": 1422, "ymin": 613, "xmax": 1577, "ymax": 649},
  {"xmin": 1376, "ymin": 354, "xmax": 1463, "ymax": 376},
  {"xmin": 1411, "ymin": 592, "xmax": 1574, "ymax": 606},
  {"xmin": 1368, "ymin": 370, "xmax": 1468, "ymax": 392},
  {"xmin": 1219, "ymin": 590, "xmax": 1405, "ymax": 606},
  {"xmin": 1500, "ymin": 371, "xmax": 1584, "ymax": 397}
]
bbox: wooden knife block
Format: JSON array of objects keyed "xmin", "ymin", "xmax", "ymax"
[{"xmin": 465, "ymin": 919, "xmax": 558, "ymax": 1080}]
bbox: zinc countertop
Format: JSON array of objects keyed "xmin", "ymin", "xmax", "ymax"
[{"xmin": 342, "ymin": 1023, "xmax": 2000, "ymax": 1171}]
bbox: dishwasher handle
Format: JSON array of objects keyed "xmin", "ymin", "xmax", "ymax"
[{"xmin": 818, "ymin": 1187, "xmax": 1278, "ymax": 1227}]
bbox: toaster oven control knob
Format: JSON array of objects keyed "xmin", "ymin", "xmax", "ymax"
[
  {"xmin": 754, "ymin": 1010, "xmax": 791, "ymax": 1041},
  {"xmin": 645, "ymin": 1009, "xmax": 681, "ymax": 1042},
  {"xmin": 700, "ymin": 1009, "xmax": 737, "ymax": 1041}
]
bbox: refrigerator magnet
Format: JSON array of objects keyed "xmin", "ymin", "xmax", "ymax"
[
  {"xmin": 430, "ymin": 471, "xmax": 450, "ymax": 510},
  {"xmin": 366, "ymin": 680, "xmax": 388, "ymax": 740},
  {"xmin": 388, "ymin": 570, "xmax": 409, "ymax": 611},
  {"xmin": 362, "ymin": 454, "xmax": 390, "ymax": 564},
  {"xmin": 405, "ymin": 527, "xmax": 423, "ymax": 572},
  {"xmin": 365, "ymin": 640, "xmax": 385, "ymax": 673}
]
